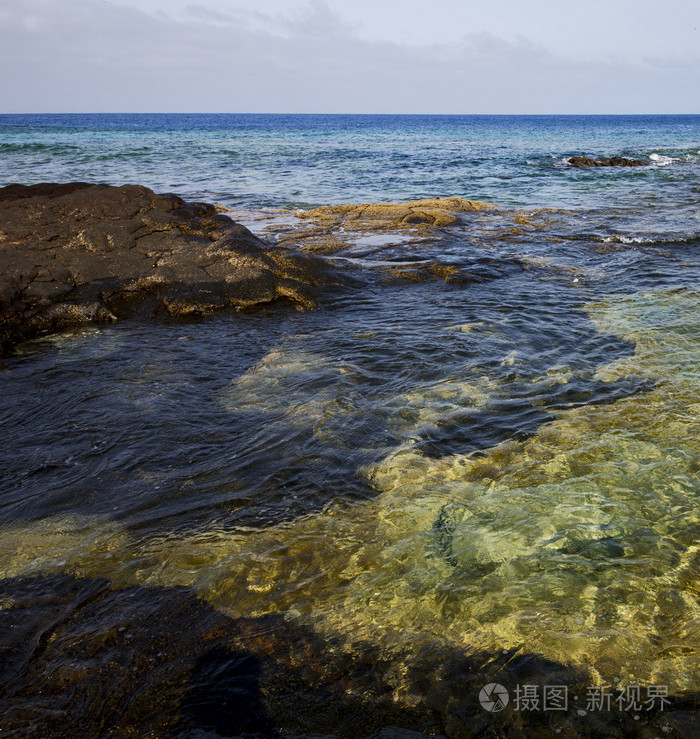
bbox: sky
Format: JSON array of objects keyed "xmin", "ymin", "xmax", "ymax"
[{"xmin": 0, "ymin": 0, "xmax": 698, "ymax": 113}]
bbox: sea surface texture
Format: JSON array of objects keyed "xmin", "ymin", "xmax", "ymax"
[{"xmin": 1, "ymin": 114, "xmax": 700, "ymax": 735}]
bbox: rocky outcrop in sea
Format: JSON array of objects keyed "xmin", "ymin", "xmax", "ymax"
[
  {"xmin": 567, "ymin": 155, "xmax": 649, "ymax": 167},
  {"xmin": 0, "ymin": 183, "xmax": 340, "ymax": 354}
]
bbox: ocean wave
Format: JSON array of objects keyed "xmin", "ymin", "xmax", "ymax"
[
  {"xmin": 648, "ymin": 148, "xmax": 700, "ymax": 166},
  {"xmin": 649, "ymin": 153, "xmax": 678, "ymax": 166},
  {"xmin": 0, "ymin": 142, "xmax": 80, "ymax": 154},
  {"xmin": 602, "ymin": 232, "xmax": 700, "ymax": 246},
  {"xmin": 94, "ymin": 148, "xmax": 156, "ymax": 161}
]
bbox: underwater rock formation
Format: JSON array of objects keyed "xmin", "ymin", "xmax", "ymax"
[
  {"xmin": 266, "ymin": 197, "xmax": 494, "ymax": 256},
  {"xmin": 0, "ymin": 183, "xmax": 341, "ymax": 353},
  {"xmin": 299, "ymin": 197, "xmax": 494, "ymax": 229},
  {"xmin": 2, "ymin": 573, "xmax": 684, "ymax": 738}
]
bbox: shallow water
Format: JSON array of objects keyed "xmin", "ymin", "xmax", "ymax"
[{"xmin": 1, "ymin": 114, "xmax": 700, "ymax": 734}]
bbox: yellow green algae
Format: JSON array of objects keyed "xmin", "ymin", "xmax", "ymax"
[
  {"xmin": 3, "ymin": 286, "xmax": 700, "ymax": 694},
  {"xmin": 227, "ymin": 199, "xmax": 575, "ymax": 266},
  {"xmin": 298, "ymin": 197, "xmax": 493, "ymax": 226},
  {"xmin": 0, "ymin": 515, "xmax": 130, "ymax": 583},
  {"xmin": 263, "ymin": 197, "xmax": 495, "ymax": 255}
]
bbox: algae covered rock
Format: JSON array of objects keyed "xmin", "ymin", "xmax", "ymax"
[
  {"xmin": 265, "ymin": 196, "xmax": 496, "ymax": 258},
  {"xmin": 297, "ymin": 196, "xmax": 493, "ymax": 232}
]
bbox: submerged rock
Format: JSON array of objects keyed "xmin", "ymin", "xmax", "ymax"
[
  {"xmin": 299, "ymin": 197, "xmax": 494, "ymax": 229},
  {"xmin": 0, "ymin": 573, "xmax": 433, "ymax": 736},
  {"xmin": 267, "ymin": 197, "xmax": 495, "ymax": 255},
  {"xmin": 380, "ymin": 256, "xmax": 525, "ymax": 285},
  {"xmin": 3, "ymin": 573, "xmax": 679, "ymax": 738},
  {"xmin": 568, "ymin": 155, "xmax": 649, "ymax": 168},
  {"xmin": 0, "ymin": 182, "xmax": 341, "ymax": 353}
]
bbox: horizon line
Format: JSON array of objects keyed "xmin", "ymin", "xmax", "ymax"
[{"xmin": 2, "ymin": 112, "xmax": 699, "ymax": 117}]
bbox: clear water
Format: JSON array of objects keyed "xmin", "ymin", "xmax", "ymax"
[{"xmin": 1, "ymin": 114, "xmax": 700, "ymax": 733}]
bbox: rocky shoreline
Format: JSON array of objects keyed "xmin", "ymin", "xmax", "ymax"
[
  {"xmin": 0, "ymin": 183, "xmax": 342, "ymax": 354},
  {"xmin": 0, "ymin": 184, "xmax": 507, "ymax": 354}
]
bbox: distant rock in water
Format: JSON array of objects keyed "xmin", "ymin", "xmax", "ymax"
[
  {"xmin": 568, "ymin": 155, "xmax": 649, "ymax": 168},
  {"xmin": 0, "ymin": 182, "xmax": 341, "ymax": 354}
]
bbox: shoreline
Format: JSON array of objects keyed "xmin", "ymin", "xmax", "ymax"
[
  {"xmin": 0, "ymin": 183, "xmax": 506, "ymax": 354},
  {"xmin": 2, "ymin": 175, "xmax": 700, "ymax": 736}
]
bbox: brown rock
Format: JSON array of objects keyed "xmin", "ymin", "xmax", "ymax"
[
  {"xmin": 299, "ymin": 197, "xmax": 492, "ymax": 230},
  {"xmin": 568, "ymin": 155, "xmax": 649, "ymax": 167},
  {"xmin": 0, "ymin": 183, "xmax": 341, "ymax": 353}
]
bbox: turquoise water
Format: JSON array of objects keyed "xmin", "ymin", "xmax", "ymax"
[
  {"xmin": 1, "ymin": 115, "xmax": 700, "ymax": 735},
  {"xmin": 1, "ymin": 114, "xmax": 699, "ymax": 211}
]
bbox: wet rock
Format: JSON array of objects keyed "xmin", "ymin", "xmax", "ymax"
[
  {"xmin": 267, "ymin": 197, "xmax": 495, "ymax": 255},
  {"xmin": 380, "ymin": 257, "xmax": 524, "ymax": 285},
  {"xmin": 0, "ymin": 573, "xmax": 271, "ymax": 737},
  {"xmin": 568, "ymin": 156, "xmax": 649, "ymax": 168},
  {"xmin": 0, "ymin": 182, "xmax": 342, "ymax": 353},
  {"xmin": 299, "ymin": 197, "xmax": 494, "ymax": 230}
]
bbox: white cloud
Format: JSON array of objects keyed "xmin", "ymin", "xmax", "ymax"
[
  {"xmin": 290, "ymin": 0, "xmax": 359, "ymax": 38},
  {"xmin": 0, "ymin": 0, "xmax": 697, "ymax": 113}
]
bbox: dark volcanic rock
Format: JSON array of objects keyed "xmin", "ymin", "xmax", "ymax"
[
  {"xmin": 0, "ymin": 182, "xmax": 340, "ymax": 353},
  {"xmin": 568, "ymin": 155, "xmax": 649, "ymax": 168}
]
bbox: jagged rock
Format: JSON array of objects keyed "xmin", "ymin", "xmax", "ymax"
[
  {"xmin": 568, "ymin": 155, "xmax": 649, "ymax": 168},
  {"xmin": 0, "ymin": 182, "xmax": 341, "ymax": 353}
]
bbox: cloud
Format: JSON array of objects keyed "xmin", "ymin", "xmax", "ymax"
[
  {"xmin": 183, "ymin": 4, "xmax": 238, "ymax": 25},
  {"xmin": 290, "ymin": 0, "xmax": 359, "ymax": 38},
  {"xmin": 0, "ymin": 0, "xmax": 697, "ymax": 113}
]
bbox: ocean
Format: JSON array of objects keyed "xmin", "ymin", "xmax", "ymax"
[{"xmin": 1, "ymin": 114, "xmax": 700, "ymax": 735}]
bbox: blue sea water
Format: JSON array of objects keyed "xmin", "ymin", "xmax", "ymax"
[
  {"xmin": 0, "ymin": 113, "xmax": 699, "ymax": 208},
  {"xmin": 2, "ymin": 114, "xmax": 700, "ymax": 733},
  {"xmin": 2, "ymin": 113, "xmax": 699, "ymax": 246}
]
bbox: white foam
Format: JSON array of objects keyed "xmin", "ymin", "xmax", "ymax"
[
  {"xmin": 649, "ymin": 153, "xmax": 677, "ymax": 166},
  {"xmin": 603, "ymin": 231, "xmax": 700, "ymax": 245},
  {"xmin": 607, "ymin": 235, "xmax": 653, "ymax": 244}
]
